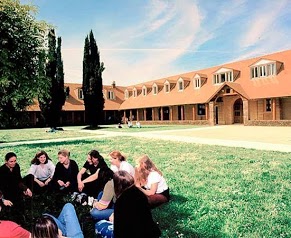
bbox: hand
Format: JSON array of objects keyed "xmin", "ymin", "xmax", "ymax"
[
  {"xmin": 24, "ymin": 188, "xmax": 32, "ymax": 197},
  {"xmin": 39, "ymin": 181, "xmax": 45, "ymax": 187},
  {"xmin": 58, "ymin": 180, "xmax": 65, "ymax": 187},
  {"xmin": 3, "ymin": 199, "xmax": 13, "ymax": 206},
  {"xmin": 109, "ymin": 213, "xmax": 114, "ymax": 223},
  {"xmin": 78, "ymin": 182, "xmax": 84, "ymax": 192},
  {"xmin": 65, "ymin": 181, "xmax": 70, "ymax": 187},
  {"xmin": 44, "ymin": 179, "xmax": 51, "ymax": 186}
]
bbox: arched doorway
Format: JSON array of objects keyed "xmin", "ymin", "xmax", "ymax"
[{"xmin": 233, "ymin": 98, "xmax": 243, "ymax": 123}]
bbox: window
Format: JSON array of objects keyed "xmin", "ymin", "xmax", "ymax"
[
  {"xmin": 164, "ymin": 83, "xmax": 170, "ymax": 93},
  {"xmin": 133, "ymin": 88, "xmax": 137, "ymax": 97},
  {"xmin": 125, "ymin": 90, "xmax": 129, "ymax": 99},
  {"xmin": 195, "ymin": 78, "xmax": 201, "ymax": 88},
  {"xmin": 153, "ymin": 84, "xmax": 158, "ymax": 95},
  {"xmin": 178, "ymin": 81, "xmax": 184, "ymax": 91},
  {"xmin": 107, "ymin": 91, "xmax": 115, "ymax": 100},
  {"xmin": 78, "ymin": 89, "xmax": 84, "ymax": 99},
  {"xmin": 213, "ymin": 71, "xmax": 233, "ymax": 84},
  {"xmin": 251, "ymin": 63, "xmax": 276, "ymax": 79},
  {"xmin": 142, "ymin": 87, "xmax": 147, "ymax": 96},
  {"xmin": 266, "ymin": 98, "xmax": 272, "ymax": 112},
  {"xmin": 197, "ymin": 104, "xmax": 205, "ymax": 115}
]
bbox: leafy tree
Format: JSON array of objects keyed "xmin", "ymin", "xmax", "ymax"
[
  {"xmin": 82, "ymin": 30, "xmax": 105, "ymax": 128},
  {"xmin": 0, "ymin": 0, "xmax": 48, "ymax": 128},
  {"xmin": 39, "ymin": 30, "xmax": 66, "ymax": 129}
]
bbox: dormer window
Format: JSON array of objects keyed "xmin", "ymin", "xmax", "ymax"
[
  {"xmin": 213, "ymin": 68, "xmax": 233, "ymax": 84},
  {"xmin": 133, "ymin": 88, "xmax": 137, "ymax": 98},
  {"xmin": 251, "ymin": 63, "xmax": 276, "ymax": 79},
  {"xmin": 125, "ymin": 90, "xmax": 129, "ymax": 99},
  {"xmin": 142, "ymin": 86, "xmax": 147, "ymax": 96},
  {"xmin": 164, "ymin": 81, "xmax": 170, "ymax": 93},
  {"xmin": 78, "ymin": 89, "xmax": 84, "ymax": 99},
  {"xmin": 152, "ymin": 84, "xmax": 158, "ymax": 95},
  {"xmin": 107, "ymin": 91, "xmax": 115, "ymax": 100},
  {"xmin": 178, "ymin": 78, "xmax": 184, "ymax": 91}
]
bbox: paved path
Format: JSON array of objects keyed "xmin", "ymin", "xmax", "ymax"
[{"xmin": 1, "ymin": 125, "xmax": 291, "ymax": 152}]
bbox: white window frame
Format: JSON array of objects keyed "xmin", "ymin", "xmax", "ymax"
[
  {"xmin": 142, "ymin": 86, "xmax": 147, "ymax": 96},
  {"xmin": 133, "ymin": 88, "xmax": 137, "ymax": 98},
  {"xmin": 152, "ymin": 84, "xmax": 158, "ymax": 95},
  {"xmin": 108, "ymin": 91, "xmax": 115, "ymax": 100},
  {"xmin": 164, "ymin": 81, "xmax": 170, "ymax": 93},
  {"xmin": 178, "ymin": 78, "xmax": 184, "ymax": 91},
  {"xmin": 78, "ymin": 89, "xmax": 84, "ymax": 99},
  {"xmin": 251, "ymin": 63, "xmax": 276, "ymax": 79},
  {"xmin": 213, "ymin": 71, "xmax": 233, "ymax": 84},
  {"xmin": 124, "ymin": 90, "xmax": 129, "ymax": 99}
]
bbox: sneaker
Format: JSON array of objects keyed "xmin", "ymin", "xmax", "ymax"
[
  {"xmin": 71, "ymin": 192, "xmax": 79, "ymax": 201},
  {"xmin": 81, "ymin": 194, "xmax": 88, "ymax": 206},
  {"xmin": 75, "ymin": 194, "xmax": 82, "ymax": 204},
  {"xmin": 88, "ymin": 196, "xmax": 94, "ymax": 206}
]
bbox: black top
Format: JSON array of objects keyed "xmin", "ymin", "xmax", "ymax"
[
  {"xmin": 0, "ymin": 163, "xmax": 27, "ymax": 203},
  {"xmin": 114, "ymin": 186, "xmax": 161, "ymax": 238},
  {"xmin": 53, "ymin": 159, "xmax": 79, "ymax": 192}
]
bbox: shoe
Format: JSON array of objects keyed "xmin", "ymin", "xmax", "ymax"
[
  {"xmin": 75, "ymin": 194, "xmax": 82, "ymax": 204},
  {"xmin": 88, "ymin": 196, "xmax": 94, "ymax": 206},
  {"xmin": 71, "ymin": 192, "xmax": 79, "ymax": 201},
  {"xmin": 81, "ymin": 194, "xmax": 88, "ymax": 206}
]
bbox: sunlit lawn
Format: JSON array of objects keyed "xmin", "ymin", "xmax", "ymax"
[{"xmin": 0, "ymin": 134, "xmax": 290, "ymax": 238}]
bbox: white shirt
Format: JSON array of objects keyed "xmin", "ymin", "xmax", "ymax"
[
  {"xmin": 145, "ymin": 171, "xmax": 168, "ymax": 194},
  {"xmin": 110, "ymin": 161, "xmax": 135, "ymax": 177},
  {"xmin": 28, "ymin": 160, "xmax": 55, "ymax": 181}
]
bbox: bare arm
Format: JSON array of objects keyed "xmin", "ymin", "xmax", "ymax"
[
  {"xmin": 138, "ymin": 182, "xmax": 158, "ymax": 196},
  {"xmin": 82, "ymin": 168, "xmax": 100, "ymax": 184}
]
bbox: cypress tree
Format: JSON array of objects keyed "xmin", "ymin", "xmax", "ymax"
[
  {"xmin": 82, "ymin": 30, "xmax": 105, "ymax": 128},
  {"xmin": 39, "ymin": 29, "xmax": 65, "ymax": 129}
]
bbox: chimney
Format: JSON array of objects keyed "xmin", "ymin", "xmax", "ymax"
[{"xmin": 112, "ymin": 81, "xmax": 116, "ymax": 88}]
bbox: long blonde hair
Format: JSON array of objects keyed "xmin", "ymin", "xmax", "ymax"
[{"xmin": 135, "ymin": 155, "xmax": 162, "ymax": 186}]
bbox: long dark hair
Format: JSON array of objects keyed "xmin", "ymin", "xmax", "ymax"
[
  {"xmin": 113, "ymin": 170, "xmax": 134, "ymax": 198},
  {"xmin": 89, "ymin": 150, "xmax": 108, "ymax": 168},
  {"xmin": 31, "ymin": 150, "xmax": 51, "ymax": 165},
  {"xmin": 98, "ymin": 167, "xmax": 114, "ymax": 187},
  {"xmin": 31, "ymin": 215, "xmax": 59, "ymax": 238}
]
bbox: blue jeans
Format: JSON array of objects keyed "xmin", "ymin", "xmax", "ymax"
[
  {"xmin": 90, "ymin": 191, "xmax": 114, "ymax": 221},
  {"xmin": 44, "ymin": 203, "xmax": 84, "ymax": 238},
  {"xmin": 95, "ymin": 220, "xmax": 114, "ymax": 238}
]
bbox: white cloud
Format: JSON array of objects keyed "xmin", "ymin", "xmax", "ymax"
[{"xmin": 240, "ymin": 0, "xmax": 288, "ymax": 48}]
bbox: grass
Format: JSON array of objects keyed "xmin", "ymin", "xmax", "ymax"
[{"xmin": 0, "ymin": 131, "xmax": 290, "ymax": 237}]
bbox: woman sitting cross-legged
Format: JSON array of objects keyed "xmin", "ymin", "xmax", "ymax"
[
  {"xmin": 52, "ymin": 149, "xmax": 79, "ymax": 194},
  {"xmin": 109, "ymin": 150, "xmax": 135, "ymax": 176},
  {"xmin": 76, "ymin": 150, "xmax": 108, "ymax": 199},
  {"xmin": 134, "ymin": 155, "xmax": 170, "ymax": 208},
  {"xmin": 23, "ymin": 150, "xmax": 55, "ymax": 194},
  {"xmin": 32, "ymin": 203, "xmax": 84, "ymax": 238},
  {"xmin": 90, "ymin": 167, "xmax": 115, "ymax": 221},
  {"xmin": 95, "ymin": 170, "xmax": 161, "ymax": 238}
]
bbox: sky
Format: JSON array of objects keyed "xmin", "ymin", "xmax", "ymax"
[{"xmin": 21, "ymin": 0, "xmax": 291, "ymax": 86}]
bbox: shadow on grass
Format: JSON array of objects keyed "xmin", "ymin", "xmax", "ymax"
[{"xmin": 154, "ymin": 194, "xmax": 225, "ymax": 238}]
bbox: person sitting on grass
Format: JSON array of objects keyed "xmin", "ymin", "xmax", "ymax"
[
  {"xmin": 32, "ymin": 203, "xmax": 84, "ymax": 238},
  {"xmin": 0, "ymin": 220, "xmax": 30, "ymax": 238},
  {"xmin": 109, "ymin": 150, "xmax": 135, "ymax": 177},
  {"xmin": 52, "ymin": 149, "xmax": 79, "ymax": 194},
  {"xmin": 95, "ymin": 171, "xmax": 161, "ymax": 238},
  {"xmin": 76, "ymin": 150, "xmax": 108, "ymax": 200},
  {"xmin": 0, "ymin": 152, "xmax": 32, "ymax": 210},
  {"xmin": 23, "ymin": 150, "xmax": 55, "ymax": 194},
  {"xmin": 90, "ymin": 167, "xmax": 115, "ymax": 221},
  {"xmin": 134, "ymin": 155, "xmax": 170, "ymax": 208}
]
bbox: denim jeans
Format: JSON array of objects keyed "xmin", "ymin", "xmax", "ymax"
[
  {"xmin": 90, "ymin": 191, "xmax": 114, "ymax": 221},
  {"xmin": 44, "ymin": 203, "xmax": 84, "ymax": 238},
  {"xmin": 95, "ymin": 220, "xmax": 114, "ymax": 238}
]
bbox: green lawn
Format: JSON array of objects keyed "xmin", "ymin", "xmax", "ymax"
[{"xmin": 0, "ymin": 135, "xmax": 290, "ymax": 238}]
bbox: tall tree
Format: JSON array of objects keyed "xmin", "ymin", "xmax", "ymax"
[
  {"xmin": 39, "ymin": 29, "xmax": 66, "ymax": 129},
  {"xmin": 82, "ymin": 30, "xmax": 105, "ymax": 128},
  {"xmin": 0, "ymin": 0, "xmax": 48, "ymax": 128}
]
